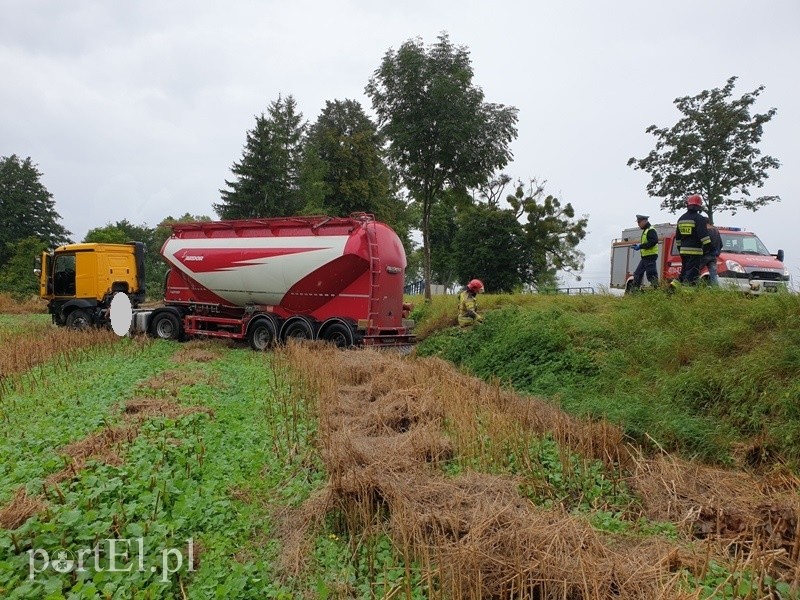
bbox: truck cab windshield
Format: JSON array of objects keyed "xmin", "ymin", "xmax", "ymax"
[{"xmin": 720, "ymin": 234, "xmax": 770, "ymax": 256}]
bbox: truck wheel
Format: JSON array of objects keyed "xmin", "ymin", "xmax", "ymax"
[
  {"xmin": 151, "ymin": 312, "xmax": 181, "ymax": 341},
  {"xmin": 248, "ymin": 319, "xmax": 276, "ymax": 351},
  {"xmin": 281, "ymin": 318, "xmax": 314, "ymax": 342},
  {"xmin": 65, "ymin": 309, "xmax": 91, "ymax": 330},
  {"xmin": 321, "ymin": 323, "xmax": 354, "ymax": 348}
]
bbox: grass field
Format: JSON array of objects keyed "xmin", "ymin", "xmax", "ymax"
[
  {"xmin": 0, "ymin": 292, "xmax": 798, "ymax": 599},
  {"xmin": 413, "ymin": 289, "xmax": 800, "ymax": 465}
]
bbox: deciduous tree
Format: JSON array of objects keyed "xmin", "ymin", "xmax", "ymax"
[
  {"xmin": 453, "ymin": 203, "xmax": 532, "ymax": 293},
  {"xmin": 508, "ymin": 179, "xmax": 588, "ymax": 289},
  {"xmin": 366, "ymin": 33, "xmax": 518, "ymax": 301},
  {"xmin": 0, "ymin": 236, "xmax": 48, "ymax": 298},
  {"xmin": 627, "ymin": 77, "xmax": 780, "ymax": 223}
]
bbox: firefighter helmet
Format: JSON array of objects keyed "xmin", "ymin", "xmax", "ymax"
[
  {"xmin": 467, "ymin": 279, "xmax": 484, "ymax": 293},
  {"xmin": 686, "ymin": 194, "xmax": 703, "ymax": 208}
]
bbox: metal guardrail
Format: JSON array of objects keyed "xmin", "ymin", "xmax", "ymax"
[
  {"xmin": 404, "ymin": 281, "xmax": 596, "ymax": 296},
  {"xmin": 404, "ymin": 280, "xmax": 426, "ymax": 295},
  {"xmin": 538, "ymin": 286, "xmax": 596, "ymax": 295}
]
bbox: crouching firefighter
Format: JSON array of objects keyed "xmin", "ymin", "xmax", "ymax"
[{"xmin": 458, "ymin": 279, "xmax": 485, "ymax": 327}]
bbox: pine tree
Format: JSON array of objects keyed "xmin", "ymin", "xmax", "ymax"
[
  {"xmin": 0, "ymin": 155, "xmax": 71, "ymax": 268},
  {"xmin": 215, "ymin": 95, "xmax": 306, "ymax": 219}
]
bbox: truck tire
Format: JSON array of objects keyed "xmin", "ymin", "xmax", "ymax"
[
  {"xmin": 320, "ymin": 322, "xmax": 354, "ymax": 348},
  {"xmin": 151, "ymin": 312, "xmax": 181, "ymax": 341},
  {"xmin": 248, "ymin": 319, "xmax": 277, "ymax": 351},
  {"xmin": 281, "ymin": 317, "xmax": 314, "ymax": 342},
  {"xmin": 65, "ymin": 309, "xmax": 92, "ymax": 330}
]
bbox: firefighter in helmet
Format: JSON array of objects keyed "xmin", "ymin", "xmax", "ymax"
[
  {"xmin": 458, "ymin": 279, "xmax": 485, "ymax": 327},
  {"xmin": 675, "ymin": 194, "xmax": 712, "ymax": 285}
]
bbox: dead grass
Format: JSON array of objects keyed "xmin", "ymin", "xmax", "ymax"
[
  {"xmin": 121, "ymin": 398, "xmax": 215, "ymax": 421},
  {"xmin": 0, "ymin": 488, "xmax": 46, "ymax": 530},
  {"xmin": 0, "ymin": 395, "xmax": 214, "ymax": 530},
  {"xmin": 278, "ymin": 342, "xmax": 800, "ymax": 598},
  {"xmin": 170, "ymin": 340, "xmax": 223, "ymax": 364},
  {"xmin": 629, "ymin": 454, "xmax": 800, "ymax": 579},
  {"xmin": 0, "ymin": 294, "xmax": 47, "ymax": 314},
  {"xmin": 0, "ymin": 326, "xmax": 117, "ymax": 383},
  {"xmin": 135, "ymin": 368, "xmax": 218, "ymax": 397}
]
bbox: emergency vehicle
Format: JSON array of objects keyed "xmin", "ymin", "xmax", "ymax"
[{"xmin": 611, "ymin": 223, "xmax": 789, "ymax": 294}]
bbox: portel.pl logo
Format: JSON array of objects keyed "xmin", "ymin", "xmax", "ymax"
[{"xmin": 28, "ymin": 538, "xmax": 195, "ymax": 582}]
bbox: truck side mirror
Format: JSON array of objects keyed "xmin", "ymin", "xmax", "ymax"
[
  {"xmin": 33, "ymin": 257, "xmax": 42, "ymax": 277},
  {"xmin": 776, "ymin": 249, "xmax": 785, "ymax": 262}
]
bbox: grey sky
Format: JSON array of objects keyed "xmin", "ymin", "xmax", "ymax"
[{"xmin": 2, "ymin": 0, "xmax": 798, "ymax": 288}]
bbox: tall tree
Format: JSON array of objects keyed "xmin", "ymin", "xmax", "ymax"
[
  {"xmin": 215, "ymin": 95, "xmax": 306, "ymax": 219},
  {"xmin": 508, "ymin": 179, "xmax": 588, "ymax": 289},
  {"xmin": 0, "ymin": 155, "xmax": 71, "ymax": 268},
  {"xmin": 303, "ymin": 99, "xmax": 391, "ymax": 216},
  {"xmin": 366, "ymin": 33, "xmax": 518, "ymax": 301},
  {"xmin": 627, "ymin": 76, "xmax": 780, "ymax": 223},
  {"xmin": 300, "ymin": 99, "xmax": 413, "ymax": 245}
]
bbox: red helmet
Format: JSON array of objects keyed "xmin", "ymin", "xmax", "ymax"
[
  {"xmin": 467, "ymin": 279, "xmax": 484, "ymax": 293},
  {"xmin": 686, "ymin": 194, "xmax": 703, "ymax": 208}
]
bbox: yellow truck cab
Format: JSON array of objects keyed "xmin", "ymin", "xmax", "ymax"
[{"xmin": 37, "ymin": 242, "xmax": 145, "ymax": 327}]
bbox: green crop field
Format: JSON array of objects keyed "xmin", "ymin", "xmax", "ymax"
[{"xmin": 0, "ymin": 290, "xmax": 798, "ymax": 599}]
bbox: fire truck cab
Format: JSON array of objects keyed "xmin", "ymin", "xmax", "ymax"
[{"xmin": 611, "ymin": 223, "xmax": 789, "ymax": 294}]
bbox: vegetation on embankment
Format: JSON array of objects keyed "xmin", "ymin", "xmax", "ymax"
[{"xmin": 413, "ymin": 290, "xmax": 800, "ymax": 465}]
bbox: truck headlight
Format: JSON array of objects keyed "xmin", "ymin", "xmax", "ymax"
[
  {"xmin": 725, "ymin": 260, "xmax": 746, "ymax": 274},
  {"xmin": 784, "ymin": 267, "xmax": 790, "ymax": 277}
]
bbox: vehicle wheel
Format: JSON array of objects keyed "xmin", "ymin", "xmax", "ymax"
[
  {"xmin": 281, "ymin": 318, "xmax": 314, "ymax": 342},
  {"xmin": 65, "ymin": 309, "xmax": 92, "ymax": 330},
  {"xmin": 248, "ymin": 319, "xmax": 277, "ymax": 351},
  {"xmin": 321, "ymin": 323, "xmax": 354, "ymax": 348},
  {"xmin": 151, "ymin": 312, "xmax": 181, "ymax": 341}
]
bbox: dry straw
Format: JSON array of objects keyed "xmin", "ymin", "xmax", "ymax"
[{"xmin": 280, "ymin": 342, "xmax": 800, "ymax": 599}]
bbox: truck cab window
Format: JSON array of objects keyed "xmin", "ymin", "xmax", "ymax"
[{"xmin": 53, "ymin": 254, "xmax": 76, "ymax": 296}]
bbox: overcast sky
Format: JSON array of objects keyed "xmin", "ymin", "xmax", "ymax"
[{"xmin": 2, "ymin": 0, "xmax": 798, "ymax": 288}]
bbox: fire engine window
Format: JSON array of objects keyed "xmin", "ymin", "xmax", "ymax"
[{"xmin": 53, "ymin": 254, "xmax": 76, "ymax": 296}]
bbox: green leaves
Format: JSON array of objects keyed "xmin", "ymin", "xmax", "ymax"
[
  {"xmin": 366, "ymin": 33, "xmax": 518, "ymax": 300},
  {"xmin": 216, "ymin": 95, "xmax": 307, "ymax": 219},
  {"xmin": 0, "ymin": 155, "xmax": 71, "ymax": 273},
  {"xmin": 628, "ymin": 76, "xmax": 780, "ymax": 222}
]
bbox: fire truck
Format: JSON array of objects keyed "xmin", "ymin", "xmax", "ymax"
[
  {"xmin": 37, "ymin": 214, "xmax": 415, "ymax": 348},
  {"xmin": 610, "ymin": 223, "xmax": 789, "ymax": 294}
]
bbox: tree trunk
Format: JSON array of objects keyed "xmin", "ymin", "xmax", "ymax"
[{"xmin": 422, "ymin": 207, "xmax": 432, "ymax": 303}]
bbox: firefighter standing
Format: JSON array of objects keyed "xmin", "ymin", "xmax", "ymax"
[
  {"xmin": 631, "ymin": 214, "xmax": 659, "ymax": 290},
  {"xmin": 675, "ymin": 194, "xmax": 712, "ymax": 285},
  {"xmin": 458, "ymin": 279, "xmax": 485, "ymax": 327}
]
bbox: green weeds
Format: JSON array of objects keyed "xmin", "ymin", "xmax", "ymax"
[{"xmin": 416, "ymin": 291, "xmax": 800, "ymax": 464}]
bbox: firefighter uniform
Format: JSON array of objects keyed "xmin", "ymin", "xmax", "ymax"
[
  {"xmin": 458, "ymin": 289, "xmax": 483, "ymax": 327},
  {"xmin": 675, "ymin": 207, "xmax": 712, "ymax": 285},
  {"xmin": 632, "ymin": 215, "xmax": 659, "ymax": 290}
]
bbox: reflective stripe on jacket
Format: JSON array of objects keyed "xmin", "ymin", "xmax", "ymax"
[{"xmin": 675, "ymin": 210, "xmax": 711, "ymax": 256}]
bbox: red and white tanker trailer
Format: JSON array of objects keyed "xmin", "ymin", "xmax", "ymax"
[{"xmin": 39, "ymin": 214, "xmax": 416, "ymax": 349}]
